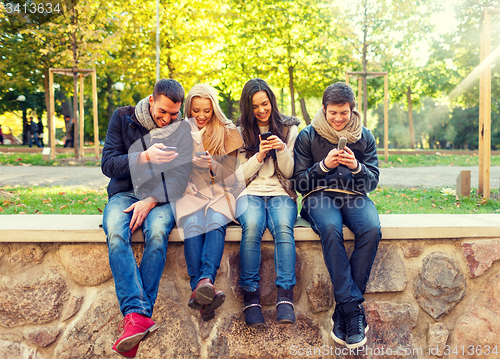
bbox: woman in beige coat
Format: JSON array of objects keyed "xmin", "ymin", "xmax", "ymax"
[{"xmin": 175, "ymin": 84, "xmax": 243, "ymax": 321}]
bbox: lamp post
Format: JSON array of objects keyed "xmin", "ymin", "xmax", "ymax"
[
  {"xmin": 17, "ymin": 95, "xmax": 27, "ymax": 145},
  {"xmin": 113, "ymin": 82, "xmax": 124, "ymax": 107}
]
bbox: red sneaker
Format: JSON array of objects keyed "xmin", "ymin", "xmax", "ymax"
[
  {"xmin": 115, "ymin": 313, "xmax": 158, "ymax": 352},
  {"xmin": 111, "ymin": 341, "xmax": 140, "ymax": 358}
]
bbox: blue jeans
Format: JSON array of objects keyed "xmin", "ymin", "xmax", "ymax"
[
  {"xmin": 301, "ymin": 192, "xmax": 381, "ymax": 305},
  {"xmin": 236, "ymin": 195, "xmax": 297, "ymax": 292},
  {"xmin": 103, "ymin": 191, "xmax": 175, "ymax": 317},
  {"xmin": 180, "ymin": 208, "xmax": 228, "ymax": 290}
]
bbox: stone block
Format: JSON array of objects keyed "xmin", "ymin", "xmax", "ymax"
[
  {"xmin": 25, "ymin": 327, "xmax": 60, "ymax": 347},
  {"xmin": 8, "ymin": 244, "xmax": 45, "ymax": 263},
  {"xmin": 365, "ymin": 243, "xmax": 408, "ymax": 293},
  {"xmin": 413, "ymin": 252, "xmax": 466, "ymax": 320},
  {"xmin": 306, "ymin": 273, "xmax": 333, "ymax": 313},
  {"xmin": 61, "ymin": 295, "xmax": 83, "ymax": 322},
  {"xmin": 448, "ymin": 270, "xmax": 500, "ymax": 359},
  {"xmin": 456, "ymin": 170, "xmax": 471, "ymax": 197},
  {"xmin": 0, "ymin": 340, "xmax": 43, "ymax": 359},
  {"xmin": 461, "ymin": 240, "xmax": 500, "ymax": 278},
  {"xmin": 401, "ymin": 243, "xmax": 425, "ymax": 258},
  {"xmin": 229, "ymin": 245, "xmax": 302, "ymax": 305},
  {"xmin": 428, "ymin": 323, "xmax": 449, "ymax": 357},
  {"xmin": 0, "ymin": 269, "xmax": 67, "ymax": 328},
  {"xmin": 57, "ymin": 244, "xmax": 112, "ymax": 286}
]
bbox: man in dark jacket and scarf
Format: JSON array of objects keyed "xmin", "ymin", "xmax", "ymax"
[
  {"xmin": 293, "ymin": 82, "xmax": 381, "ymax": 350},
  {"xmin": 101, "ymin": 79, "xmax": 192, "ymax": 358}
]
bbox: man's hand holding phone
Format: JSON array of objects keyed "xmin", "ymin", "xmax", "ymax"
[{"xmin": 141, "ymin": 143, "xmax": 178, "ymax": 164}]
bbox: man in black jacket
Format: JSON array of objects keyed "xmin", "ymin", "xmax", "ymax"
[
  {"xmin": 101, "ymin": 79, "xmax": 192, "ymax": 358},
  {"xmin": 293, "ymin": 82, "xmax": 381, "ymax": 350}
]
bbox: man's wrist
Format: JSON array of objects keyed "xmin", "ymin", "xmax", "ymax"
[
  {"xmin": 320, "ymin": 159, "xmax": 331, "ymax": 173},
  {"xmin": 351, "ymin": 161, "xmax": 362, "ymax": 174}
]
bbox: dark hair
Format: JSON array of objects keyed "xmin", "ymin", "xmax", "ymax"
[
  {"xmin": 322, "ymin": 82, "xmax": 356, "ymax": 110},
  {"xmin": 238, "ymin": 78, "xmax": 285, "ymax": 159},
  {"xmin": 153, "ymin": 78, "xmax": 185, "ymax": 104}
]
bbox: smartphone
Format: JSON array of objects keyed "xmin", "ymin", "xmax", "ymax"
[
  {"xmin": 162, "ymin": 146, "xmax": 177, "ymax": 152},
  {"xmin": 195, "ymin": 151, "xmax": 208, "ymax": 157},
  {"xmin": 338, "ymin": 137, "xmax": 347, "ymax": 151},
  {"xmin": 260, "ymin": 131, "xmax": 272, "ymax": 140}
]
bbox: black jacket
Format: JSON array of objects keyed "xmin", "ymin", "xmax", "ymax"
[
  {"xmin": 101, "ymin": 106, "xmax": 192, "ymax": 202},
  {"xmin": 292, "ymin": 125, "xmax": 379, "ymax": 197}
]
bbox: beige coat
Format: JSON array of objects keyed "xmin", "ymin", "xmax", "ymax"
[{"xmin": 174, "ymin": 119, "xmax": 244, "ymax": 222}]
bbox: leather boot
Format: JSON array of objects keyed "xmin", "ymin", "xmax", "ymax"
[
  {"xmin": 276, "ymin": 287, "xmax": 295, "ymax": 324},
  {"xmin": 242, "ymin": 289, "xmax": 265, "ymax": 327},
  {"xmin": 188, "ymin": 278, "xmax": 214, "ymax": 310}
]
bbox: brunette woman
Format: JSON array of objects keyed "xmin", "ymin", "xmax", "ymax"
[
  {"xmin": 176, "ymin": 84, "xmax": 243, "ymax": 321},
  {"xmin": 236, "ymin": 78, "xmax": 300, "ymax": 326}
]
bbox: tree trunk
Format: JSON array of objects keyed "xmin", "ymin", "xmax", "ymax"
[
  {"xmin": 43, "ymin": 68, "xmax": 51, "ymax": 148},
  {"xmin": 407, "ymin": 86, "xmax": 415, "ymax": 149},
  {"xmin": 299, "ymin": 97, "xmax": 310, "ymax": 125},
  {"xmin": 288, "ymin": 66, "xmax": 296, "ymax": 117},
  {"xmin": 72, "ymin": 7, "xmax": 79, "ymax": 159},
  {"xmin": 106, "ymin": 75, "xmax": 114, "ymax": 121},
  {"xmin": 362, "ymin": 0, "xmax": 368, "ymax": 128}
]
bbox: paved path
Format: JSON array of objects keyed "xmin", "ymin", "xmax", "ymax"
[{"xmin": 1, "ymin": 165, "xmax": 500, "ymax": 189}]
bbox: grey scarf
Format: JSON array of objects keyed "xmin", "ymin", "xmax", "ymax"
[{"xmin": 134, "ymin": 95, "xmax": 181, "ymax": 140}]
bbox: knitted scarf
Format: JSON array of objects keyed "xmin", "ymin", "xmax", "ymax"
[
  {"xmin": 134, "ymin": 95, "xmax": 181, "ymax": 140},
  {"xmin": 311, "ymin": 107, "xmax": 362, "ymax": 144}
]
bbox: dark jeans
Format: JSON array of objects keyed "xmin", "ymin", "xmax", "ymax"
[
  {"xmin": 28, "ymin": 134, "xmax": 42, "ymax": 148},
  {"xmin": 180, "ymin": 208, "xmax": 228, "ymax": 290},
  {"xmin": 102, "ymin": 191, "xmax": 175, "ymax": 317},
  {"xmin": 301, "ymin": 192, "xmax": 381, "ymax": 304},
  {"xmin": 236, "ymin": 195, "xmax": 297, "ymax": 292}
]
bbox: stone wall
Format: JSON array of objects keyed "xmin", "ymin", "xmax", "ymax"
[{"xmin": 0, "ymin": 238, "xmax": 499, "ymax": 359}]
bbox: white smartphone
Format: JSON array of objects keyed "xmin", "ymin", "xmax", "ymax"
[{"xmin": 338, "ymin": 137, "xmax": 347, "ymax": 151}]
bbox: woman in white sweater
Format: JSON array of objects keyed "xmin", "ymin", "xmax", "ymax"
[{"xmin": 236, "ymin": 78, "xmax": 300, "ymax": 326}]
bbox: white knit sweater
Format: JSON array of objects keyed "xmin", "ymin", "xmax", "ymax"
[{"xmin": 237, "ymin": 125, "xmax": 298, "ymax": 197}]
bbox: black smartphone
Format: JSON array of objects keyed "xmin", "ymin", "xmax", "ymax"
[
  {"xmin": 260, "ymin": 131, "xmax": 272, "ymax": 140},
  {"xmin": 162, "ymin": 146, "xmax": 177, "ymax": 152},
  {"xmin": 195, "ymin": 151, "xmax": 208, "ymax": 157},
  {"xmin": 338, "ymin": 137, "xmax": 347, "ymax": 151}
]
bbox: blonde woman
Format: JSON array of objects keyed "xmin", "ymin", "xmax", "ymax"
[{"xmin": 175, "ymin": 84, "xmax": 243, "ymax": 321}]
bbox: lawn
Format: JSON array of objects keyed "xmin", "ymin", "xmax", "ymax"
[
  {"xmin": 1, "ymin": 185, "xmax": 498, "ymax": 215},
  {"xmin": 0, "ymin": 152, "xmax": 100, "ymax": 166},
  {"xmin": 378, "ymin": 154, "xmax": 500, "ymax": 168}
]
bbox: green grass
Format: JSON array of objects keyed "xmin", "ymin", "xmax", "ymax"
[
  {"xmin": 378, "ymin": 154, "xmax": 500, "ymax": 168},
  {"xmin": 1, "ymin": 185, "xmax": 499, "ymax": 215},
  {"xmin": 370, "ymin": 186, "xmax": 500, "ymax": 214},
  {"xmin": 0, "ymin": 152, "xmax": 100, "ymax": 166},
  {"xmin": 0, "ymin": 186, "xmax": 108, "ymax": 214}
]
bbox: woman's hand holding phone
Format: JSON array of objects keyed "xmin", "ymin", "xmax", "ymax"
[
  {"xmin": 257, "ymin": 132, "xmax": 273, "ymax": 163},
  {"xmin": 193, "ymin": 151, "xmax": 212, "ymax": 169}
]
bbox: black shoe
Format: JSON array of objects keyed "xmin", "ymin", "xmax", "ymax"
[
  {"xmin": 276, "ymin": 287, "xmax": 295, "ymax": 324},
  {"xmin": 331, "ymin": 303, "xmax": 346, "ymax": 345},
  {"xmin": 341, "ymin": 301, "xmax": 368, "ymax": 349},
  {"xmin": 243, "ymin": 289, "xmax": 265, "ymax": 327}
]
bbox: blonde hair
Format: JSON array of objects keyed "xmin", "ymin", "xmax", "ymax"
[{"xmin": 185, "ymin": 84, "xmax": 236, "ymax": 156}]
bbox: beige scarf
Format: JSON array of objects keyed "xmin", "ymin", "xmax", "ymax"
[
  {"xmin": 311, "ymin": 107, "xmax": 362, "ymax": 144},
  {"xmin": 135, "ymin": 95, "xmax": 181, "ymax": 140}
]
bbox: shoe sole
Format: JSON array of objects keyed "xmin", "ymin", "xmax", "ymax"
[
  {"xmin": 201, "ymin": 292, "xmax": 226, "ymax": 321},
  {"xmin": 116, "ymin": 324, "xmax": 158, "ymax": 352},
  {"xmin": 189, "ymin": 284, "xmax": 215, "ymax": 310},
  {"xmin": 330, "ymin": 319, "xmax": 369, "ymax": 346},
  {"xmin": 111, "ymin": 347, "xmax": 137, "ymax": 359},
  {"xmin": 346, "ymin": 334, "xmax": 368, "ymax": 349}
]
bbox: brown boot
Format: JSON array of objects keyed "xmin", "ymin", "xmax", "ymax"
[{"xmin": 188, "ymin": 278, "xmax": 215, "ymax": 310}]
